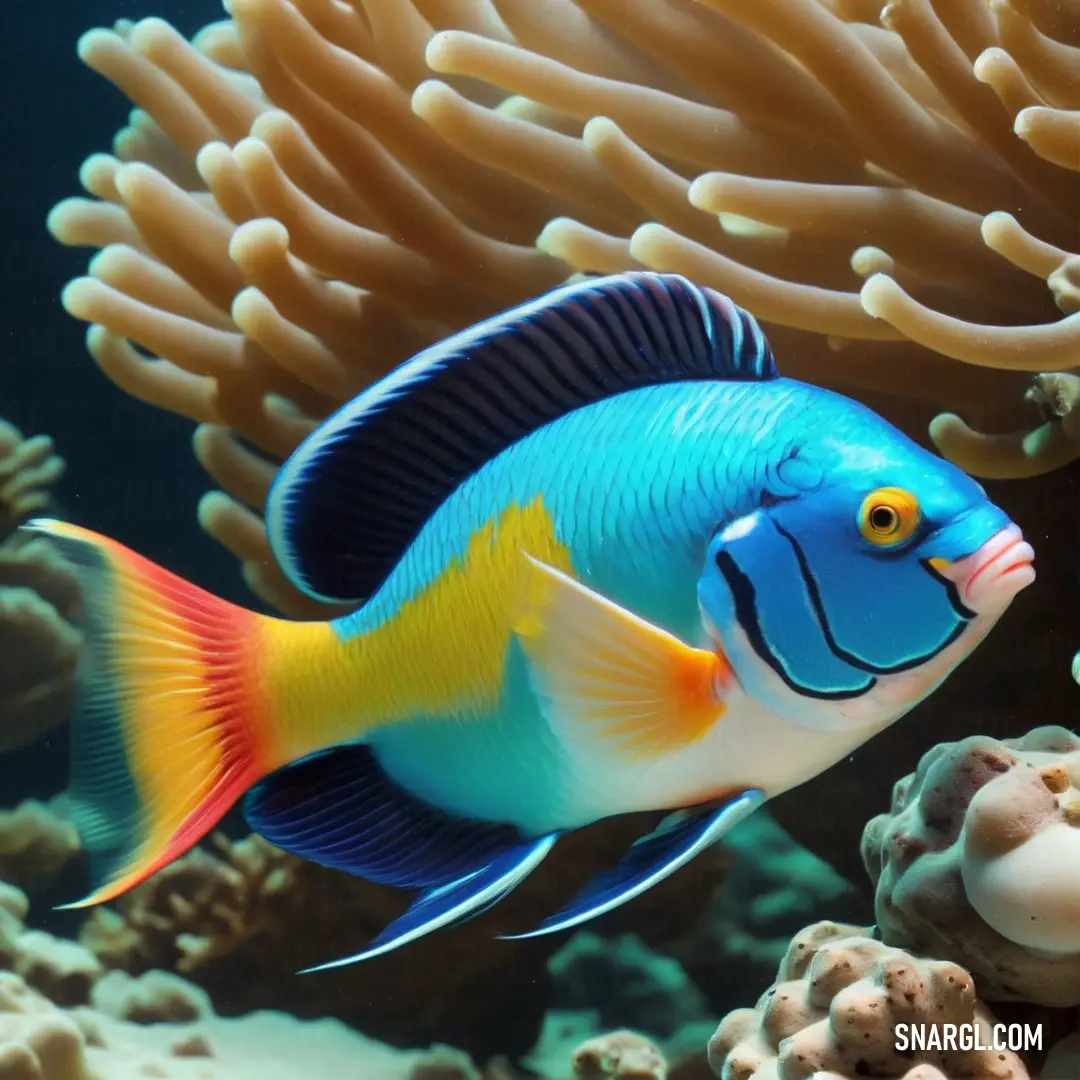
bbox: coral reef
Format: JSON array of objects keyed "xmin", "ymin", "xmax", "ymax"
[
  {"xmin": 572, "ymin": 1031, "xmax": 667, "ymax": 1080},
  {"xmin": 74, "ymin": 816, "xmax": 724, "ymax": 1061},
  {"xmin": 90, "ymin": 970, "xmax": 212, "ymax": 1024},
  {"xmin": 0, "ymin": 539, "xmax": 82, "ymax": 755},
  {"xmin": 550, "ymin": 933, "xmax": 712, "ymax": 1040},
  {"xmin": 862, "ymin": 725, "xmax": 1080, "ymax": 1006},
  {"xmin": 0, "ymin": 800, "xmax": 81, "ymax": 893},
  {"xmin": 0, "ymin": 965, "xmax": 496, "ymax": 1080},
  {"xmin": 527, "ymin": 1010, "xmax": 713, "ymax": 1080},
  {"xmin": 0, "ymin": 879, "xmax": 102, "ymax": 1008},
  {"xmin": 0, "ymin": 421, "xmax": 63, "ymax": 542},
  {"xmin": 48, "ymin": 0, "xmax": 1080, "ymax": 613},
  {"xmin": 707, "ymin": 920, "xmax": 1029, "ymax": 1080},
  {"xmin": 668, "ymin": 812, "xmax": 859, "ymax": 1019},
  {"xmin": 0, "ymin": 850, "xmax": 711, "ymax": 1080},
  {"xmin": 0, "ymin": 418, "xmax": 80, "ymax": 756}
]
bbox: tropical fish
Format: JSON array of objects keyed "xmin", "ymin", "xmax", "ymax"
[{"xmin": 26, "ymin": 272, "xmax": 1034, "ymax": 970}]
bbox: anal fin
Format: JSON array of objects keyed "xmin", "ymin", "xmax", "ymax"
[
  {"xmin": 243, "ymin": 743, "xmax": 561, "ymax": 966},
  {"xmin": 243, "ymin": 744, "xmax": 526, "ymax": 889},
  {"xmin": 501, "ymin": 789, "xmax": 765, "ymax": 939}
]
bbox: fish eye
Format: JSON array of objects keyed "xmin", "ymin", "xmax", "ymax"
[
  {"xmin": 869, "ymin": 505, "xmax": 898, "ymax": 532},
  {"xmin": 858, "ymin": 487, "xmax": 920, "ymax": 547}
]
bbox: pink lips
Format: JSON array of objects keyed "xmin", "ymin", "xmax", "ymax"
[{"xmin": 933, "ymin": 524, "xmax": 1035, "ymax": 614}]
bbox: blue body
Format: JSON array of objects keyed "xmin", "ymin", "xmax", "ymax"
[
  {"xmin": 242, "ymin": 272, "xmax": 1024, "ymax": 964},
  {"xmin": 315, "ymin": 375, "xmax": 997, "ymax": 834}
]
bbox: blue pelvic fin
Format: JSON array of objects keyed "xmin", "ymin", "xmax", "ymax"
[
  {"xmin": 243, "ymin": 744, "xmax": 526, "ymax": 889},
  {"xmin": 299, "ymin": 834, "xmax": 558, "ymax": 971},
  {"xmin": 501, "ymin": 789, "xmax": 766, "ymax": 940},
  {"xmin": 265, "ymin": 271, "xmax": 779, "ymax": 604}
]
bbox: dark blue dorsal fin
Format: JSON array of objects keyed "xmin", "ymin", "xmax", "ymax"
[
  {"xmin": 242, "ymin": 744, "xmax": 524, "ymax": 888},
  {"xmin": 266, "ymin": 272, "xmax": 778, "ymax": 603}
]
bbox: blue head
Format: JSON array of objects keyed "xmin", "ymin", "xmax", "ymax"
[{"xmin": 697, "ymin": 390, "xmax": 1034, "ymax": 731}]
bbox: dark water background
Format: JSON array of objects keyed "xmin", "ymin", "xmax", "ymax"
[{"xmin": 2, "ymin": 0, "xmax": 230, "ymax": 803}]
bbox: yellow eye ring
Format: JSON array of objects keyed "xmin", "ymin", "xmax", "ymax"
[{"xmin": 858, "ymin": 487, "xmax": 920, "ymax": 546}]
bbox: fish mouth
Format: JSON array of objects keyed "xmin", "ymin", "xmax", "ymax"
[{"xmin": 927, "ymin": 524, "xmax": 1035, "ymax": 615}]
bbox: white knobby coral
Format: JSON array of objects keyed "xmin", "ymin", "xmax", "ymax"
[
  {"xmin": 708, "ymin": 920, "xmax": 1027, "ymax": 1080},
  {"xmin": 863, "ymin": 726, "xmax": 1080, "ymax": 1005}
]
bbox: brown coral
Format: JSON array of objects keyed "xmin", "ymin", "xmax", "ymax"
[
  {"xmin": 0, "ymin": 973, "xmax": 89, "ymax": 1080},
  {"xmin": 0, "ymin": 418, "xmax": 79, "ymax": 755},
  {"xmin": 707, "ymin": 920, "xmax": 1029, "ymax": 1080},
  {"xmin": 0, "ymin": 881, "xmax": 500, "ymax": 1079},
  {"xmin": 0, "ymin": 881, "xmax": 101, "ymax": 1009},
  {"xmin": 574, "ymin": 1028, "xmax": 665, "ymax": 1080},
  {"xmin": 90, "ymin": 970, "xmax": 212, "ymax": 1024},
  {"xmin": 0, "ymin": 417, "xmax": 80, "ymax": 752},
  {"xmin": 862, "ymin": 725, "xmax": 1080, "ymax": 1007},
  {"xmin": 0, "ymin": 964, "xmax": 487, "ymax": 1080},
  {"xmin": 573, "ymin": 1031, "xmax": 667, "ymax": 1080},
  {"xmin": 0, "ymin": 422, "xmax": 64, "ymax": 545},
  {"xmin": 0, "ymin": 800, "xmax": 82, "ymax": 893},
  {"xmin": 75, "ymin": 819, "xmax": 727, "ymax": 1061},
  {"xmin": 49, "ymin": 0, "xmax": 1080, "ymax": 614}
]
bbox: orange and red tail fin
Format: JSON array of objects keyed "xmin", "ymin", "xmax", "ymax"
[{"xmin": 24, "ymin": 519, "xmax": 284, "ymax": 908}]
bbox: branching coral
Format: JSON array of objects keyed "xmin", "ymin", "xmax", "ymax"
[
  {"xmin": 49, "ymin": 0, "xmax": 1080, "ymax": 613},
  {"xmin": 862, "ymin": 725, "xmax": 1080, "ymax": 1006},
  {"xmin": 707, "ymin": 921, "xmax": 1029, "ymax": 1080},
  {"xmin": 0, "ymin": 539, "xmax": 82, "ymax": 754},
  {"xmin": 0, "ymin": 420, "xmax": 81, "ymax": 753},
  {"xmin": 0, "ymin": 422, "xmax": 63, "ymax": 543},
  {"xmin": 74, "ymin": 819, "xmax": 720, "ymax": 1060}
]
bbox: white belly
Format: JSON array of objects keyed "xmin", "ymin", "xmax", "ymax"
[
  {"xmin": 553, "ymin": 681, "xmax": 883, "ymax": 824},
  {"xmin": 368, "ymin": 647, "xmax": 891, "ymax": 836}
]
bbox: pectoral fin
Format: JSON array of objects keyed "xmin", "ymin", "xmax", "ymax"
[
  {"xmin": 502, "ymin": 789, "xmax": 766, "ymax": 939},
  {"xmin": 514, "ymin": 557, "xmax": 731, "ymax": 761}
]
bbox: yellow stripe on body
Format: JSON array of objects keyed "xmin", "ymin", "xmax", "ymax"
[{"xmin": 258, "ymin": 497, "xmax": 574, "ymax": 765}]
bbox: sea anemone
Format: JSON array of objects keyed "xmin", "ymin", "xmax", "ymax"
[{"xmin": 49, "ymin": 0, "xmax": 1080, "ymax": 614}]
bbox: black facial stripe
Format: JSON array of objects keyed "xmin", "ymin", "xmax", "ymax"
[
  {"xmin": 714, "ymin": 549, "xmax": 873, "ymax": 701},
  {"xmin": 758, "ymin": 490, "xmax": 796, "ymax": 510},
  {"xmin": 920, "ymin": 558, "xmax": 977, "ymax": 619},
  {"xmin": 773, "ymin": 523, "xmax": 969, "ymax": 675}
]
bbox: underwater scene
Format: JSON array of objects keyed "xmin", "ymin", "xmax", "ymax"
[{"xmin": 3, "ymin": 0, "xmax": 1080, "ymax": 1077}]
